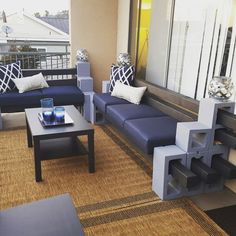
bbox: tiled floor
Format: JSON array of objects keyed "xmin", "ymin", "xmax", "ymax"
[
  {"xmin": 190, "ymin": 187, "xmax": 236, "ymax": 211},
  {"xmin": 2, "ymin": 112, "xmax": 236, "ymax": 211}
]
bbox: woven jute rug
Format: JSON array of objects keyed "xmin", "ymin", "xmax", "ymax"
[{"xmin": 0, "ymin": 125, "xmax": 227, "ymax": 235}]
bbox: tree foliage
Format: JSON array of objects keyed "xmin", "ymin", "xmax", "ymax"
[
  {"xmin": 2, "ymin": 45, "xmax": 40, "ymax": 69},
  {"xmin": 34, "ymin": 10, "xmax": 69, "ymax": 19},
  {"xmin": 56, "ymin": 10, "xmax": 69, "ymax": 18},
  {"xmin": 45, "ymin": 10, "xmax": 49, "ymax": 17}
]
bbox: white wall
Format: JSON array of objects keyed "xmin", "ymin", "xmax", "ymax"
[{"xmin": 116, "ymin": 0, "xmax": 130, "ymax": 55}]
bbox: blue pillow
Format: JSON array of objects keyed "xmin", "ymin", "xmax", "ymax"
[
  {"xmin": 0, "ymin": 61, "xmax": 22, "ymax": 93},
  {"xmin": 109, "ymin": 65, "xmax": 135, "ymax": 92}
]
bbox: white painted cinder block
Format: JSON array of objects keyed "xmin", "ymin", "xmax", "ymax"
[
  {"xmin": 77, "ymin": 62, "xmax": 91, "ymax": 77},
  {"xmin": 152, "ymin": 145, "xmax": 186, "ymax": 200},
  {"xmin": 198, "ymin": 98, "xmax": 235, "ymax": 128},
  {"xmin": 77, "ymin": 76, "xmax": 93, "ymax": 92},
  {"xmin": 175, "ymin": 121, "xmax": 212, "ymax": 153}
]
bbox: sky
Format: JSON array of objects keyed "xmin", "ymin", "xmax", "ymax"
[{"xmin": 0, "ymin": 0, "xmax": 69, "ymax": 15}]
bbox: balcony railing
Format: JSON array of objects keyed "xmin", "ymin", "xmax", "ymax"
[
  {"xmin": 0, "ymin": 51, "xmax": 71, "ymax": 80},
  {"xmin": 0, "ymin": 52, "xmax": 70, "ymax": 69}
]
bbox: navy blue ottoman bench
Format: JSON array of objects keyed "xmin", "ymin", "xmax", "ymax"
[{"xmin": 93, "ymin": 92, "xmax": 178, "ymax": 154}]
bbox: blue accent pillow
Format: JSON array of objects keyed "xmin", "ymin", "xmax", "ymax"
[
  {"xmin": 0, "ymin": 61, "xmax": 23, "ymax": 93},
  {"xmin": 109, "ymin": 65, "xmax": 135, "ymax": 92}
]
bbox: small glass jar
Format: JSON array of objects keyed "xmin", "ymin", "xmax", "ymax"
[
  {"xmin": 208, "ymin": 76, "xmax": 234, "ymax": 101},
  {"xmin": 40, "ymin": 98, "xmax": 54, "ymax": 122},
  {"xmin": 54, "ymin": 106, "xmax": 65, "ymax": 123}
]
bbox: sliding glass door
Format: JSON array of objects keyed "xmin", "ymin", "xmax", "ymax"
[
  {"xmin": 167, "ymin": 0, "xmax": 232, "ymax": 100},
  {"xmin": 130, "ymin": 0, "xmax": 236, "ymax": 104},
  {"xmin": 135, "ymin": 0, "xmax": 152, "ymax": 80}
]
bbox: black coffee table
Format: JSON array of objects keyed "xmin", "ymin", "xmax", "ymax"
[
  {"xmin": 0, "ymin": 194, "xmax": 84, "ymax": 236},
  {"xmin": 25, "ymin": 105, "xmax": 95, "ymax": 182}
]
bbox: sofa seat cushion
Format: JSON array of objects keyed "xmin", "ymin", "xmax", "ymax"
[
  {"xmin": 106, "ymin": 104, "xmax": 166, "ymax": 128},
  {"xmin": 0, "ymin": 89, "xmax": 43, "ymax": 107},
  {"xmin": 124, "ymin": 116, "xmax": 177, "ymax": 154},
  {"xmin": 42, "ymin": 86, "xmax": 84, "ymax": 106},
  {"xmin": 93, "ymin": 93, "xmax": 129, "ymax": 113}
]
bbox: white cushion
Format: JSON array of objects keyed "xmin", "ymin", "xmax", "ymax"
[
  {"xmin": 13, "ymin": 73, "xmax": 49, "ymax": 93},
  {"xmin": 111, "ymin": 81, "xmax": 147, "ymax": 105}
]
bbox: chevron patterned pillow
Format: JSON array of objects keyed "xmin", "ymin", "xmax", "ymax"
[
  {"xmin": 109, "ymin": 65, "xmax": 135, "ymax": 92},
  {"xmin": 0, "ymin": 61, "xmax": 23, "ymax": 93}
]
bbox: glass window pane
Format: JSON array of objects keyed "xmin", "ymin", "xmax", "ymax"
[
  {"xmin": 129, "ymin": 0, "xmax": 235, "ymax": 103},
  {"xmin": 136, "ymin": 0, "xmax": 152, "ymax": 79}
]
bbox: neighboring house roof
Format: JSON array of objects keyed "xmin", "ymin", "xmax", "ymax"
[
  {"xmin": 23, "ymin": 12, "xmax": 68, "ymax": 36},
  {"xmin": 39, "ymin": 17, "xmax": 69, "ymax": 34},
  {"xmin": 0, "ymin": 11, "xmax": 69, "ymax": 42}
]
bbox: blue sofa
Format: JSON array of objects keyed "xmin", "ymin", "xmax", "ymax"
[
  {"xmin": 93, "ymin": 92, "xmax": 178, "ymax": 154},
  {"xmin": 0, "ymin": 68, "xmax": 84, "ymax": 129}
]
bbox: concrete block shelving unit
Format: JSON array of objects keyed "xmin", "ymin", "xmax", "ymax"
[
  {"xmin": 77, "ymin": 61, "xmax": 95, "ymax": 123},
  {"xmin": 152, "ymin": 98, "xmax": 236, "ymax": 200}
]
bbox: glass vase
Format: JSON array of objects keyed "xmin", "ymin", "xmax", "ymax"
[
  {"xmin": 40, "ymin": 98, "xmax": 54, "ymax": 122},
  {"xmin": 208, "ymin": 76, "xmax": 234, "ymax": 101}
]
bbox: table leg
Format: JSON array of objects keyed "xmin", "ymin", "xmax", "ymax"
[
  {"xmin": 88, "ymin": 132, "xmax": 95, "ymax": 173},
  {"xmin": 34, "ymin": 138, "xmax": 42, "ymax": 182},
  {"xmin": 26, "ymin": 118, "xmax": 33, "ymax": 148}
]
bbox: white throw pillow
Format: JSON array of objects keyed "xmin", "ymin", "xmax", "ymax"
[
  {"xmin": 13, "ymin": 73, "xmax": 49, "ymax": 93},
  {"xmin": 111, "ymin": 81, "xmax": 147, "ymax": 105}
]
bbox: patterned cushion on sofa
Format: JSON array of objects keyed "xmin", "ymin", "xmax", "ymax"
[
  {"xmin": 109, "ymin": 65, "xmax": 134, "ymax": 92},
  {"xmin": 0, "ymin": 61, "xmax": 23, "ymax": 93}
]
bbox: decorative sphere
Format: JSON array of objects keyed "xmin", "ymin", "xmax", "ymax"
[
  {"xmin": 76, "ymin": 49, "xmax": 89, "ymax": 62},
  {"xmin": 117, "ymin": 53, "xmax": 132, "ymax": 66},
  {"xmin": 208, "ymin": 76, "xmax": 234, "ymax": 101}
]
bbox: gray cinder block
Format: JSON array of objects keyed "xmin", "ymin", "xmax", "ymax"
[
  {"xmin": 83, "ymin": 92, "xmax": 95, "ymax": 123},
  {"xmin": 207, "ymin": 144, "xmax": 229, "ymax": 166},
  {"xmin": 198, "ymin": 98, "xmax": 235, "ymax": 128},
  {"xmin": 152, "ymin": 98, "xmax": 235, "ymax": 200},
  {"xmin": 176, "ymin": 121, "xmax": 212, "ymax": 153},
  {"xmin": 198, "ymin": 99, "xmax": 235, "ymax": 148},
  {"xmin": 186, "ymin": 151, "xmax": 209, "ymax": 168},
  {"xmin": 204, "ymin": 144, "xmax": 230, "ymax": 193},
  {"xmin": 77, "ymin": 62, "xmax": 91, "ymax": 77},
  {"xmin": 152, "ymin": 145, "xmax": 186, "ymax": 200},
  {"xmin": 77, "ymin": 76, "xmax": 93, "ymax": 92},
  {"xmin": 185, "ymin": 151, "xmax": 208, "ymax": 196}
]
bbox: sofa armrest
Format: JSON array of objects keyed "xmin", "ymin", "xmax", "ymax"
[{"xmin": 102, "ymin": 80, "xmax": 110, "ymax": 93}]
